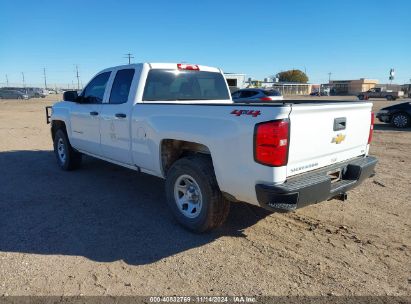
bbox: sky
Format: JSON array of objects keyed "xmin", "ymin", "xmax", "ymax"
[{"xmin": 0, "ymin": 0, "xmax": 410, "ymax": 88}]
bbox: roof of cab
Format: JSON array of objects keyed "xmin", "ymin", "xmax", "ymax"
[
  {"xmin": 99, "ymin": 63, "xmax": 221, "ymax": 73},
  {"xmin": 148, "ymin": 63, "xmax": 221, "ymax": 73}
]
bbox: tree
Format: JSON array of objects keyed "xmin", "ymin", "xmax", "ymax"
[{"xmin": 276, "ymin": 69, "xmax": 309, "ymax": 83}]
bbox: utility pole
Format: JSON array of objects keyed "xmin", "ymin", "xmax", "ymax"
[
  {"xmin": 328, "ymin": 72, "xmax": 332, "ymax": 83},
  {"xmin": 22, "ymin": 72, "xmax": 25, "ymax": 88},
  {"xmin": 43, "ymin": 67, "xmax": 48, "ymax": 89},
  {"xmin": 75, "ymin": 65, "xmax": 80, "ymax": 90},
  {"xmin": 5, "ymin": 74, "xmax": 9, "ymax": 86},
  {"xmin": 124, "ymin": 53, "xmax": 134, "ymax": 64}
]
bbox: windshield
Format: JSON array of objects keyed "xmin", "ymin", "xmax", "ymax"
[{"xmin": 143, "ymin": 69, "xmax": 230, "ymax": 101}]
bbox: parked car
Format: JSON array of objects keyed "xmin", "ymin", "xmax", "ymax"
[
  {"xmin": 376, "ymin": 102, "xmax": 411, "ymax": 128},
  {"xmin": 22, "ymin": 87, "xmax": 48, "ymax": 98},
  {"xmin": 46, "ymin": 63, "xmax": 377, "ymax": 232},
  {"xmin": 358, "ymin": 87, "xmax": 404, "ymax": 101},
  {"xmin": 0, "ymin": 89, "xmax": 29, "ymax": 100},
  {"xmin": 231, "ymin": 88, "xmax": 283, "ymax": 102},
  {"xmin": 310, "ymin": 91, "xmax": 327, "ymax": 96}
]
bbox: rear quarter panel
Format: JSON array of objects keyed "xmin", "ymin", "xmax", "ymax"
[{"xmin": 131, "ymin": 104, "xmax": 291, "ymax": 204}]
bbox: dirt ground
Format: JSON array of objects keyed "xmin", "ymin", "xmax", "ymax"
[{"xmin": 0, "ymin": 95, "xmax": 410, "ymax": 297}]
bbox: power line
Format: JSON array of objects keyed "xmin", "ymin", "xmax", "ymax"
[{"xmin": 124, "ymin": 53, "xmax": 134, "ymax": 64}]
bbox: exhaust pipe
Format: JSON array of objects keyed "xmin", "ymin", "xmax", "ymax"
[{"xmin": 335, "ymin": 193, "xmax": 348, "ymax": 202}]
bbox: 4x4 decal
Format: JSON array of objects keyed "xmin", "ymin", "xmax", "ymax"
[{"xmin": 230, "ymin": 110, "xmax": 261, "ymax": 117}]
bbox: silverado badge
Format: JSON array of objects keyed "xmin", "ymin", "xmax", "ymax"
[{"xmin": 332, "ymin": 133, "xmax": 346, "ymax": 144}]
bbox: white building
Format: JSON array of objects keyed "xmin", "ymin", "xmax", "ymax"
[
  {"xmin": 224, "ymin": 73, "xmax": 246, "ymax": 92},
  {"xmin": 225, "ymin": 72, "xmax": 316, "ymax": 95}
]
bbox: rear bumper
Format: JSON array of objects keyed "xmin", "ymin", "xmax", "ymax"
[{"xmin": 256, "ymin": 156, "xmax": 377, "ymax": 211}]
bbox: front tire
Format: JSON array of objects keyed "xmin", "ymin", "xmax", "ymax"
[
  {"xmin": 165, "ymin": 156, "xmax": 230, "ymax": 233},
  {"xmin": 358, "ymin": 95, "xmax": 364, "ymax": 100},
  {"xmin": 53, "ymin": 129, "xmax": 82, "ymax": 170},
  {"xmin": 386, "ymin": 95, "xmax": 393, "ymax": 101},
  {"xmin": 392, "ymin": 113, "xmax": 410, "ymax": 128}
]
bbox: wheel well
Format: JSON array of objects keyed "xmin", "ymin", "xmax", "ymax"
[
  {"xmin": 51, "ymin": 120, "xmax": 67, "ymax": 141},
  {"xmin": 161, "ymin": 139, "xmax": 211, "ymax": 176}
]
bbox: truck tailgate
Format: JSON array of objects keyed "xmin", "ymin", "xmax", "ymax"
[{"xmin": 287, "ymin": 102, "xmax": 372, "ymax": 177}]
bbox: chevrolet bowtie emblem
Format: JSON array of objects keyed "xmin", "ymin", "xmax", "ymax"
[{"xmin": 332, "ymin": 133, "xmax": 346, "ymax": 144}]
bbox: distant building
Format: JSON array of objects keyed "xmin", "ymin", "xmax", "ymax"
[
  {"xmin": 375, "ymin": 83, "xmax": 402, "ymax": 91},
  {"xmin": 225, "ymin": 72, "xmax": 320, "ymax": 95},
  {"xmin": 329, "ymin": 78, "xmax": 378, "ymax": 95},
  {"xmin": 224, "ymin": 73, "xmax": 246, "ymax": 92},
  {"xmin": 401, "ymin": 84, "xmax": 411, "ymax": 97},
  {"xmin": 259, "ymin": 79, "xmax": 315, "ymax": 95}
]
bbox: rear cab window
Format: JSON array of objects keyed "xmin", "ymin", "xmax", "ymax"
[
  {"xmin": 143, "ymin": 69, "xmax": 230, "ymax": 101},
  {"xmin": 109, "ymin": 69, "xmax": 135, "ymax": 104}
]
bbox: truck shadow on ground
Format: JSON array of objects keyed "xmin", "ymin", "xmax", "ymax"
[{"xmin": 0, "ymin": 150, "xmax": 271, "ymax": 265}]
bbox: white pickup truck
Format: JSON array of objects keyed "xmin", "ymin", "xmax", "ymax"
[{"xmin": 46, "ymin": 63, "xmax": 377, "ymax": 232}]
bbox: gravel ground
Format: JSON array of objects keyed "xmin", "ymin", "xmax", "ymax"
[{"xmin": 0, "ymin": 95, "xmax": 410, "ymax": 296}]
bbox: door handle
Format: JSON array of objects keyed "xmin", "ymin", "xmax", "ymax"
[
  {"xmin": 90, "ymin": 111, "xmax": 99, "ymax": 116},
  {"xmin": 115, "ymin": 113, "xmax": 127, "ymax": 118},
  {"xmin": 333, "ymin": 117, "xmax": 346, "ymax": 131}
]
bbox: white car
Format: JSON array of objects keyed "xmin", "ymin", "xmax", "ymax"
[{"xmin": 46, "ymin": 63, "xmax": 377, "ymax": 232}]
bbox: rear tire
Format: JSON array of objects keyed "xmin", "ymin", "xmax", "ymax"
[
  {"xmin": 358, "ymin": 95, "xmax": 364, "ymax": 100},
  {"xmin": 165, "ymin": 155, "xmax": 230, "ymax": 233},
  {"xmin": 53, "ymin": 129, "xmax": 82, "ymax": 170},
  {"xmin": 391, "ymin": 113, "xmax": 410, "ymax": 128},
  {"xmin": 386, "ymin": 95, "xmax": 393, "ymax": 101}
]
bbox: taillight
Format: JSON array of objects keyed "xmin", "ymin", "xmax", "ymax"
[
  {"xmin": 260, "ymin": 97, "xmax": 272, "ymax": 101},
  {"xmin": 177, "ymin": 63, "xmax": 200, "ymax": 71},
  {"xmin": 368, "ymin": 112, "xmax": 374, "ymax": 144},
  {"xmin": 254, "ymin": 119, "xmax": 289, "ymax": 166}
]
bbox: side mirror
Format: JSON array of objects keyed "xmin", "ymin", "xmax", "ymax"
[
  {"xmin": 75, "ymin": 96, "xmax": 87, "ymax": 103},
  {"xmin": 63, "ymin": 90, "xmax": 78, "ymax": 102}
]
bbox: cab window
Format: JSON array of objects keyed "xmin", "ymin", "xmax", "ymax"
[
  {"xmin": 82, "ymin": 72, "xmax": 111, "ymax": 103},
  {"xmin": 109, "ymin": 69, "xmax": 135, "ymax": 104}
]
